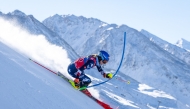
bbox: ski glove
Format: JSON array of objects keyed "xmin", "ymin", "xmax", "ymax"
[{"xmin": 103, "ymin": 73, "xmax": 113, "ymax": 79}]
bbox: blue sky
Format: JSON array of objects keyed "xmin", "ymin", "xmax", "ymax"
[{"xmin": 0, "ymin": 0, "xmax": 190, "ymax": 44}]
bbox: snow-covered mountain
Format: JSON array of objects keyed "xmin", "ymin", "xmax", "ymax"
[
  {"xmin": 176, "ymin": 38, "xmax": 190, "ymax": 51},
  {"xmin": 141, "ymin": 29, "xmax": 190, "ymax": 65},
  {"xmin": 1, "ymin": 10, "xmax": 190, "ymax": 108},
  {"xmin": 0, "ymin": 10, "xmax": 78, "ymax": 61}
]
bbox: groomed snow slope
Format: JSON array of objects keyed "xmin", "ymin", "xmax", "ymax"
[{"xmin": 0, "ymin": 40, "xmax": 102, "ymax": 109}]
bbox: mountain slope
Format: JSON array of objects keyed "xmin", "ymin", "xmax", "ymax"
[
  {"xmin": 0, "ymin": 40, "xmax": 180, "ymax": 109},
  {"xmin": 0, "ymin": 41, "xmax": 102, "ymax": 109},
  {"xmin": 0, "ymin": 10, "xmax": 78, "ymax": 61},
  {"xmin": 141, "ymin": 29, "xmax": 190, "ymax": 65},
  {"xmin": 176, "ymin": 38, "xmax": 190, "ymax": 51}
]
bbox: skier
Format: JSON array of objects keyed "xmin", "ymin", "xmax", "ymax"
[{"xmin": 67, "ymin": 50, "xmax": 113, "ymax": 89}]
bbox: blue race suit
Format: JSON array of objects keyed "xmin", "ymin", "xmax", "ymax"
[{"xmin": 67, "ymin": 55, "xmax": 104, "ymax": 87}]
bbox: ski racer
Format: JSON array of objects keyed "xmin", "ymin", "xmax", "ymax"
[{"xmin": 67, "ymin": 50, "xmax": 113, "ymax": 89}]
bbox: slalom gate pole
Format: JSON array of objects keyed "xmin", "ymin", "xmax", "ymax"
[
  {"xmin": 29, "ymin": 58, "xmax": 57, "ymax": 75},
  {"xmin": 115, "ymin": 77, "xmax": 130, "ymax": 84},
  {"xmin": 83, "ymin": 32, "xmax": 127, "ymax": 90}
]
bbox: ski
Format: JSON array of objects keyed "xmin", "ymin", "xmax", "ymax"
[{"xmin": 29, "ymin": 58, "xmax": 113, "ymax": 109}]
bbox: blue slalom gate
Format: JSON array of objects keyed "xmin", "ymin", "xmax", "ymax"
[{"xmin": 83, "ymin": 32, "xmax": 127, "ymax": 89}]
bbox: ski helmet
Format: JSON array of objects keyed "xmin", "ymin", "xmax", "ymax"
[{"xmin": 98, "ymin": 50, "xmax": 110, "ymax": 61}]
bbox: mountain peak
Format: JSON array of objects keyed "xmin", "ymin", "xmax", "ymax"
[
  {"xmin": 50, "ymin": 14, "xmax": 79, "ymax": 19},
  {"xmin": 10, "ymin": 10, "xmax": 26, "ymax": 16},
  {"xmin": 176, "ymin": 38, "xmax": 190, "ymax": 50},
  {"xmin": 45, "ymin": 14, "xmax": 105, "ymax": 25}
]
